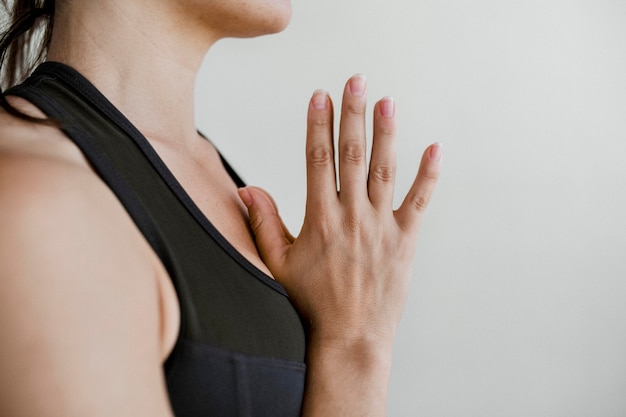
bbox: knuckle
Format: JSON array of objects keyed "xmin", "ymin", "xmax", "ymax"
[
  {"xmin": 345, "ymin": 101, "xmax": 366, "ymax": 116},
  {"xmin": 318, "ymin": 215, "xmax": 337, "ymax": 242},
  {"xmin": 423, "ymin": 166, "xmax": 440, "ymax": 181},
  {"xmin": 377, "ymin": 125, "xmax": 396, "ymax": 138},
  {"xmin": 342, "ymin": 212, "xmax": 365, "ymax": 236},
  {"xmin": 306, "ymin": 213, "xmax": 334, "ymax": 242},
  {"xmin": 371, "ymin": 164, "xmax": 395, "ymax": 183},
  {"xmin": 411, "ymin": 192, "xmax": 431, "ymax": 212},
  {"xmin": 249, "ymin": 213, "xmax": 265, "ymax": 236},
  {"xmin": 307, "ymin": 145, "xmax": 333, "ymax": 168},
  {"xmin": 310, "ymin": 117, "xmax": 331, "ymax": 129},
  {"xmin": 341, "ymin": 142, "xmax": 365, "ymax": 164}
]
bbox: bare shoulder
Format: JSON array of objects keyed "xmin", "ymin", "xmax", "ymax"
[
  {"xmin": 0, "ymin": 104, "xmax": 178, "ymax": 416},
  {"xmin": 0, "ymin": 98, "xmax": 156, "ymax": 282},
  {"xmin": 0, "ymin": 97, "xmax": 87, "ymax": 165},
  {"xmin": 0, "ymin": 101, "xmax": 137, "ymax": 256}
]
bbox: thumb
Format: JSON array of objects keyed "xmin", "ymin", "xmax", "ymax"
[{"xmin": 238, "ymin": 186, "xmax": 291, "ymax": 272}]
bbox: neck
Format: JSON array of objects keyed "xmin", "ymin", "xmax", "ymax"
[{"xmin": 46, "ymin": 1, "xmax": 217, "ymax": 150}]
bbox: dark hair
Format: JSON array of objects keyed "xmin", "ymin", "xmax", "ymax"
[{"xmin": 0, "ymin": 0, "xmax": 55, "ymax": 122}]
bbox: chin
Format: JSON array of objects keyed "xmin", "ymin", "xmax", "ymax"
[
  {"xmin": 210, "ymin": 1, "xmax": 293, "ymax": 39},
  {"xmin": 266, "ymin": 6, "xmax": 292, "ymax": 34},
  {"xmin": 240, "ymin": 2, "xmax": 292, "ymax": 37}
]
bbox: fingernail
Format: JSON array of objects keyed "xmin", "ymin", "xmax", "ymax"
[
  {"xmin": 238, "ymin": 187, "xmax": 253, "ymax": 207},
  {"xmin": 312, "ymin": 89, "xmax": 328, "ymax": 110},
  {"xmin": 349, "ymin": 74, "xmax": 366, "ymax": 97},
  {"xmin": 380, "ymin": 96, "xmax": 395, "ymax": 118},
  {"xmin": 430, "ymin": 142, "xmax": 443, "ymax": 161}
]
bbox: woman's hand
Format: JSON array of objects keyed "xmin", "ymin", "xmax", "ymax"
[
  {"xmin": 239, "ymin": 74, "xmax": 441, "ymax": 343},
  {"xmin": 238, "ymin": 74, "xmax": 441, "ymax": 415}
]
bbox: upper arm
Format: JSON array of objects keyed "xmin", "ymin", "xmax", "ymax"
[{"xmin": 0, "ymin": 155, "xmax": 174, "ymax": 417}]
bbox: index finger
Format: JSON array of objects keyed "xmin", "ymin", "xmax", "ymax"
[{"xmin": 305, "ymin": 89, "xmax": 337, "ymax": 213}]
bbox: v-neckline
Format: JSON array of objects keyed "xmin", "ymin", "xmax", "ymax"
[{"xmin": 23, "ymin": 61, "xmax": 287, "ymax": 296}]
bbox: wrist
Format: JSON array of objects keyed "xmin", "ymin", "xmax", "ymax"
[
  {"xmin": 308, "ymin": 328, "xmax": 394, "ymax": 366},
  {"xmin": 302, "ymin": 334, "xmax": 394, "ymax": 416},
  {"xmin": 307, "ymin": 315, "xmax": 398, "ymax": 353}
]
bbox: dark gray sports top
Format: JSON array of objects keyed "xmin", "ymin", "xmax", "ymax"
[{"xmin": 8, "ymin": 62, "xmax": 307, "ymax": 417}]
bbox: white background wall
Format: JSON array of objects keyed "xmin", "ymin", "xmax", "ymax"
[{"xmin": 195, "ymin": 1, "xmax": 626, "ymax": 415}]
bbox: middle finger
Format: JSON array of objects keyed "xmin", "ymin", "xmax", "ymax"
[{"xmin": 338, "ymin": 74, "xmax": 368, "ymax": 205}]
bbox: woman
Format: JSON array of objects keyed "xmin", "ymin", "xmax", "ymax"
[{"xmin": 0, "ymin": 0, "xmax": 442, "ymax": 415}]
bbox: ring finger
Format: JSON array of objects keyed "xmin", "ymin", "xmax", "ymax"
[{"xmin": 368, "ymin": 97, "xmax": 397, "ymax": 210}]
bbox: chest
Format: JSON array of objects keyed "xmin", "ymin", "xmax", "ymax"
[{"xmin": 151, "ymin": 140, "xmax": 274, "ymax": 278}]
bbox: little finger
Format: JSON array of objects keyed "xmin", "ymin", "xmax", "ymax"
[{"xmin": 395, "ymin": 142, "xmax": 443, "ymax": 235}]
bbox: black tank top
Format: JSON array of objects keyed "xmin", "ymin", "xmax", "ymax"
[{"xmin": 8, "ymin": 62, "xmax": 306, "ymax": 417}]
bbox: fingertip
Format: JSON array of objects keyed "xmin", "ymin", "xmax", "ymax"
[
  {"xmin": 429, "ymin": 142, "xmax": 443, "ymax": 162},
  {"xmin": 379, "ymin": 96, "xmax": 396, "ymax": 118},
  {"xmin": 311, "ymin": 89, "xmax": 329, "ymax": 110},
  {"xmin": 238, "ymin": 187, "xmax": 253, "ymax": 208},
  {"xmin": 348, "ymin": 74, "xmax": 367, "ymax": 97}
]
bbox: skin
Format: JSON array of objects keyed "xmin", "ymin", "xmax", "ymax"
[{"xmin": 0, "ymin": 0, "xmax": 441, "ymax": 416}]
